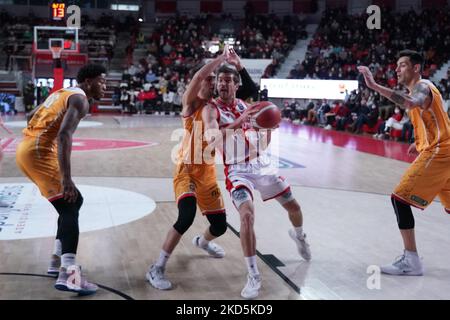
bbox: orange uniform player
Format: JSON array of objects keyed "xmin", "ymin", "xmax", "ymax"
[{"xmin": 359, "ymin": 50, "xmax": 450, "ymax": 276}]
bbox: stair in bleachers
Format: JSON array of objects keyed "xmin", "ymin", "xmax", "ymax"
[
  {"xmin": 276, "ymin": 24, "xmax": 318, "ymax": 79},
  {"xmin": 109, "ymin": 32, "xmax": 131, "ymax": 72},
  {"xmin": 0, "ymin": 81, "xmax": 20, "ymax": 96},
  {"xmin": 96, "ymin": 74, "xmax": 121, "ymax": 112},
  {"xmin": 431, "ymin": 60, "xmax": 450, "ymax": 84}
]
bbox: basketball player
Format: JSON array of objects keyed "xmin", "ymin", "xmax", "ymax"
[
  {"xmin": 16, "ymin": 64, "xmax": 106, "ymax": 294},
  {"xmin": 146, "ymin": 50, "xmax": 229, "ymax": 291},
  {"xmin": 358, "ymin": 50, "xmax": 450, "ymax": 275},
  {"xmin": 202, "ymin": 65, "xmax": 311, "ymax": 299}
]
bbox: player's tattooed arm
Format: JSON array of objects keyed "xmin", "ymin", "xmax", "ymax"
[
  {"xmin": 389, "ymin": 82, "xmax": 431, "ymax": 109},
  {"xmin": 358, "ymin": 66, "xmax": 431, "ymax": 110}
]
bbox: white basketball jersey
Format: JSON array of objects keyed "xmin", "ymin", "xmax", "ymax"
[{"xmin": 210, "ymin": 98, "xmax": 272, "ymax": 174}]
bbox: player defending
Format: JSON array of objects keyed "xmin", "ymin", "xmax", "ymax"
[
  {"xmin": 16, "ymin": 64, "xmax": 106, "ymax": 294},
  {"xmin": 146, "ymin": 46, "xmax": 259, "ymax": 290},
  {"xmin": 146, "ymin": 48, "xmax": 230, "ymax": 290},
  {"xmin": 358, "ymin": 50, "xmax": 450, "ymax": 275},
  {"xmin": 202, "ymin": 65, "xmax": 311, "ymax": 299}
]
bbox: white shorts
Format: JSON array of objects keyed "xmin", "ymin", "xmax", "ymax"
[{"xmin": 227, "ymin": 172, "xmax": 291, "ymax": 205}]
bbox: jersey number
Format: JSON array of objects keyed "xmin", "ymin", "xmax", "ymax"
[{"xmin": 42, "ymin": 93, "xmax": 60, "ymax": 109}]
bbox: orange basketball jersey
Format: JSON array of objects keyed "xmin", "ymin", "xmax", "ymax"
[
  {"xmin": 173, "ymin": 101, "xmax": 224, "ymax": 214},
  {"xmin": 23, "ymin": 87, "xmax": 86, "ymax": 143},
  {"xmin": 409, "ymin": 79, "xmax": 450, "ymax": 153},
  {"xmin": 176, "ymin": 101, "xmax": 217, "ymax": 166},
  {"xmin": 16, "ymin": 87, "xmax": 86, "ymax": 200}
]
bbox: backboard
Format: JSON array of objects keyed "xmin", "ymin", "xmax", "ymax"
[{"xmin": 33, "ymin": 26, "xmax": 79, "ymax": 54}]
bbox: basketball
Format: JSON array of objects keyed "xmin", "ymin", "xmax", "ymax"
[{"xmin": 250, "ymin": 101, "xmax": 281, "ymax": 129}]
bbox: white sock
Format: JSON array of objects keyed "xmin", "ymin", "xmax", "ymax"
[
  {"xmin": 155, "ymin": 250, "xmax": 170, "ymax": 268},
  {"xmin": 53, "ymin": 239, "xmax": 62, "ymax": 257},
  {"xmin": 198, "ymin": 235, "xmax": 210, "ymax": 248},
  {"xmin": 61, "ymin": 253, "xmax": 76, "ymax": 268},
  {"xmin": 245, "ymin": 256, "xmax": 259, "ymax": 276},
  {"xmin": 405, "ymin": 250, "xmax": 419, "ymax": 257},
  {"xmin": 294, "ymin": 226, "xmax": 304, "ymax": 239}
]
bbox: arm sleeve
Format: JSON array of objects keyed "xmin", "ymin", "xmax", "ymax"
[{"xmin": 236, "ymin": 68, "xmax": 258, "ymax": 101}]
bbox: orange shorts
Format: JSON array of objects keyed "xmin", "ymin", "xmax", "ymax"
[
  {"xmin": 393, "ymin": 149, "xmax": 450, "ymax": 211},
  {"xmin": 16, "ymin": 137, "xmax": 63, "ymax": 201},
  {"xmin": 173, "ymin": 163, "xmax": 225, "ymax": 215}
]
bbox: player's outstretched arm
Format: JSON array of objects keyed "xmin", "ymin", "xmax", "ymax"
[
  {"xmin": 227, "ymin": 47, "xmax": 258, "ymax": 100},
  {"xmin": 182, "ymin": 45, "xmax": 229, "ymax": 116},
  {"xmin": 202, "ymin": 103, "xmax": 223, "ymax": 153},
  {"xmin": 358, "ymin": 66, "xmax": 431, "ymax": 110},
  {"xmin": 57, "ymin": 94, "xmax": 89, "ymax": 203}
]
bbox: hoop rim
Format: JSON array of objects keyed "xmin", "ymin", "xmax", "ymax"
[{"xmin": 50, "ymin": 46, "xmax": 64, "ymax": 58}]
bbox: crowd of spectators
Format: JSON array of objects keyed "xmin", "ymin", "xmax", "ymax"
[
  {"xmin": 289, "ymin": 7, "xmax": 450, "ymax": 87},
  {"xmin": 114, "ymin": 12, "xmax": 305, "ymax": 114},
  {"xmin": 282, "ymin": 7, "xmax": 450, "ymax": 143}
]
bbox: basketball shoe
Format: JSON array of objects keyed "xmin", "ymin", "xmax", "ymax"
[
  {"xmin": 241, "ymin": 274, "xmax": 262, "ymax": 299},
  {"xmin": 289, "ymin": 229, "xmax": 311, "ymax": 261},
  {"xmin": 54, "ymin": 265, "xmax": 98, "ymax": 295},
  {"xmin": 146, "ymin": 264, "xmax": 172, "ymax": 290},
  {"xmin": 381, "ymin": 251, "xmax": 424, "ymax": 276},
  {"xmin": 192, "ymin": 235, "xmax": 225, "ymax": 258}
]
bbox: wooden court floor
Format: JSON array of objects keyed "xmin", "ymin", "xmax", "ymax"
[{"xmin": 1, "ymin": 114, "xmax": 450, "ymax": 300}]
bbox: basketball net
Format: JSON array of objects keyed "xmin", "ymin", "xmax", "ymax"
[{"xmin": 50, "ymin": 46, "xmax": 63, "ymax": 59}]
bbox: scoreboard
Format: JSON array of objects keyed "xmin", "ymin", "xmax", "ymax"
[{"xmin": 51, "ymin": 2, "xmax": 65, "ymax": 21}]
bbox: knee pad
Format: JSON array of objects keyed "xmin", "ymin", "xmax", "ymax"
[
  {"xmin": 173, "ymin": 196, "xmax": 197, "ymax": 234},
  {"xmin": 206, "ymin": 213, "xmax": 227, "ymax": 237},
  {"xmin": 391, "ymin": 196, "xmax": 415, "ymax": 229}
]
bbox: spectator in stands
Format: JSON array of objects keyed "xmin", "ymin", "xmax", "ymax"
[
  {"xmin": 281, "ymin": 100, "xmax": 291, "ymax": 120},
  {"xmin": 324, "ymin": 101, "xmax": 348, "ymax": 130},
  {"xmin": 348, "ymin": 99, "xmax": 368, "ymax": 132},
  {"xmin": 316, "ymin": 99, "xmax": 331, "ymax": 127},
  {"xmin": 41, "ymin": 84, "xmax": 49, "ymax": 102},
  {"xmin": 400, "ymin": 120, "xmax": 414, "ymax": 143},
  {"xmin": 136, "ymin": 89, "xmax": 146, "ymax": 114},
  {"xmin": 374, "ymin": 107, "xmax": 409, "ymax": 140},
  {"xmin": 354, "ymin": 102, "xmax": 379, "ymax": 134},
  {"xmin": 162, "ymin": 90, "xmax": 175, "ymax": 115},
  {"xmin": 172, "ymin": 86, "xmax": 183, "ymax": 115},
  {"xmin": 0, "ymin": 93, "xmax": 16, "ymax": 115},
  {"xmin": 112, "ymin": 87, "xmax": 120, "ymax": 106},
  {"xmin": 122, "ymin": 69, "xmax": 131, "ymax": 83},
  {"xmin": 297, "ymin": 99, "xmax": 313, "ymax": 122},
  {"xmin": 145, "ymin": 69, "xmax": 158, "ymax": 83},
  {"xmin": 305, "ymin": 100, "xmax": 320, "ymax": 125},
  {"xmin": 23, "ymin": 80, "xmax": 35, "ymax": 112},
  {"xmin": 120, "ymin": 87, "xmax": 130, "ymax": 114},
  {"xmin": 36, "ymin": 82, "xmax": 42, "ymax": 105},
  {"xmin": 259, "ymin": 85, "xmax": 268, "ymax": 101}
]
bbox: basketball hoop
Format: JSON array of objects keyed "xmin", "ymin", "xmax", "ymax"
[{"xmin": 50, "ymin": 46, "xmax": 63, "ymax": 59}]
